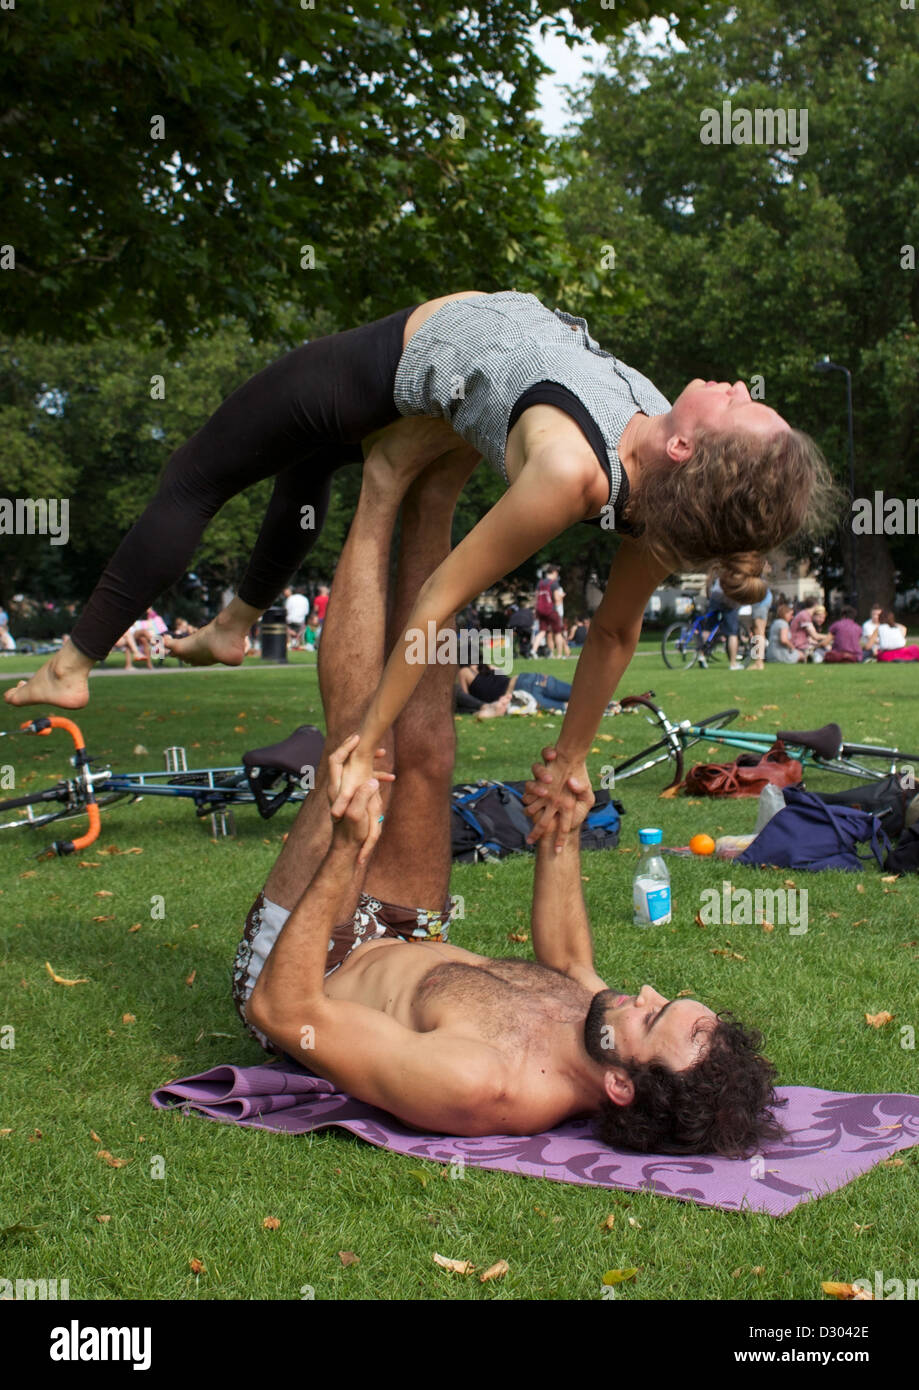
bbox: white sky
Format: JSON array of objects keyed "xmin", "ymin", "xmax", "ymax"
[{"xmin": 531, "ymin": 14, "xmax": 674, "ymax": 134}]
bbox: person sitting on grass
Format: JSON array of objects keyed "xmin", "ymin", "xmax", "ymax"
[
  {"xmin": 789, "ymin": 601, "xmax": 833, "ymax": 662},
  {"xmin": 867, "ymin": 610, "xmax": 919, "ymax": 662},
  {"xmin": 764, "ymin": 602, "xmax": 806, "ymax": 663},
  {"xmin": 235, "ymin": 426, "xmax": 786, "ymax": 1157},
  {"xmin": 824, "ymin": 605, "xmax": 864, "ymax": 663}
]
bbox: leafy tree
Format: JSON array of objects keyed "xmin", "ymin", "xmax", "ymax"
[
  {"xmin": 552, "ymin": 0, "xmax": 919, "ymax": 612},
  {"xmin": 1, "ymin": 0, "xmax": 702, "ymax": 347}
]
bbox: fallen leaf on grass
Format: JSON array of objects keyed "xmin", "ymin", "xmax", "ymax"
[
  {"xmin": 95, "ymin": 1150, "xmax": 131, "ymax": 1168},
  {"xmin": 0, "ymin": 1129, "xmax": 12, "ymax": 1137},
  {"xmin": 881, "ymin": 875, "xmax": 900, "ymax": 883},
  {"xmin": 479, "ymin": 1260, "xmax": 509, "ymax": 1283},
  {"xmin": 751, "ymin": 1266, "xmax": 765, "ymax": 1276},
  {"xmin": 880, "ymin": 1158, "xmax": 904, "ymax": 1168},
  {"xmin": 852, "ymin": 919, "xmax": 868, "ymax": 927},
  {"xmin": 783, "ymin": 879, "xmax": 796, "ymax": 889},
  {"xmin": 602, "ymin": 1268, "xmax": 638, "ymax": 1286},
  {"xmin": 262, "ymin": 1216, "xmax": 280, "ymax": 1230},
  {"xmin": 19, "ymin": 870, "xmax": 36, "ymax": 879},
  {"xmin": 433, "ymin": 1252, "xmax": 475, "ymax": 1275},
  {"xmin": 95, "ymin": 1214, "xmax": 111, "ymax": 1224},
  {"xmin": 128, "ymin": 924, "xmax": 141, "ymax": 933},
  {"xmin": 90, "ymin": 1130, "xmax": 102, "ymax": 1143},
  {"xmin": 853, "ymin": 1224, "xmax": 874, "ymax": 1234},
  {"xmin": 45, "ymin": 962, "xmax": 89, "ymax": 986},
  {"xmin": 338, "ymin": 1251, "xmax": 360, "ymax": 1267},
  {"xmin": 627, "ymin": 1217, "xmax": 642, "ymax": 1230},
  {"xmin": 189, "ymin": 1258, "xmax": 205, "ymax": 1275},
  {"xmin": 865, "ymin": 1012, "xmax": 895, "ymax": 1028},
  {"xmin": 94, "ymin": 890, "xmax": 114, "ymax": 898},
  {"xmin": 694, "ymin": 912, "xmax": 707, "ymax": 928},
  {"xmin": 856, "ymin": 883, "xmax": 865, "ymax": 893},
  {"xmin": 710, "ymin": 949, "xmax": 746, "ymax": 961},
  {"xmin": 822, "ymin": 1281, "xmax": 872, "ymax": 1300},
  {"xmin": 659, "ymin": 784, "xmax": 681, "ymax": 799},
  {"xmin": 507, "ymin": 932, "xmax": 528, "ymax": 943},
  {"xmin": 78, "ymin": 861, "xmax": 101, "ymax": 868},
  {"xmin": 91, "ymin": 915, "xmax": 115, "ymax": 923},
  {"xmin": 185, "ymin": 970, "xmax": 196, "ymax": 987},
  {"xmin": 122, "ymin": 1013, "xmax": 135, "ymax": 1024}
]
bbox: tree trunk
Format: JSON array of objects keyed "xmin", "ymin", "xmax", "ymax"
[{"xmin": 853, "ymin": 532, "xmax": 896, "ymax": 619}]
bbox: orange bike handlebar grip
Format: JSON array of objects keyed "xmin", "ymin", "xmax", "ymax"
[{"xmin": 67, "ymin": 801, "xmax": 101, "ymax": 852}]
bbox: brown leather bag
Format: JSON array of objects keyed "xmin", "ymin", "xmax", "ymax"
[{"xmin": 683, "ymin": 740, "xmax": 803, "ymax": 798}]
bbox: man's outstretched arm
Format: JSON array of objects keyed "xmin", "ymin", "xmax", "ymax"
[{"xmin": 528, "ymin": 757, "xmax": 609, "ymax": 995}]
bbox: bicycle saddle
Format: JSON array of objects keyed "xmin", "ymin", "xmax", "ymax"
[
  {"xmin": 775, "ymin": 723, "xmax": 842, "ymax": 759},
  {"xmin": 242, "ymin": 725, "xmax": 325, "ymax": 776}
]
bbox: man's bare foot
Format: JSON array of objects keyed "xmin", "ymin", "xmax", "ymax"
[
  {"xmin": 4, "ymin": 646, "xmax": 94, "ymax": 709},
  {"xmin": 362, "ymin": 417, "xmax": 472, "ymax": 502}
]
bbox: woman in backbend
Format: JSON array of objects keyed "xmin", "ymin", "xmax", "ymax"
[{"xmin": 5, "ymin": 290, "xmax": 837, "ymax": 841}]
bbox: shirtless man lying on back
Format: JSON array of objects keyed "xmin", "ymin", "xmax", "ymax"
[{"xmin": 235, "ymin": 417, "xmax": 785, "ymax": 1158}]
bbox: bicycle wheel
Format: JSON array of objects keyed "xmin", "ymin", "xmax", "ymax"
[
  {"xmin": 608, "ymin": 695, "xmax": 685, "ymax": 787},
  {"xmin": 0, "ymin": 787, "xmax": 134, "ymax": 834},
  {"xmin": 661, "ymin": 623, "xmax": 701, "ymax": 671}
]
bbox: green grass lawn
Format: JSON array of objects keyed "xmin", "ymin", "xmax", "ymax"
[{"xmin": 1, "ymin": 651, "xmax": 917, "ymax": 1301}]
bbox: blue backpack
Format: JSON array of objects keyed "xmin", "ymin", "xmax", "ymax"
[
  {"xmin": 451, "ymin": 780, "xmax": 623, "ymax": 863},
  {"xmin": 737, "ymin": 786, "xmax": 892, "ymax": 872}
]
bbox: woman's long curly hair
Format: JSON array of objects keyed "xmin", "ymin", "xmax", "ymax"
[{"xmin": 626, "ymin": 427, "xmax": 843, "ymax": 604}]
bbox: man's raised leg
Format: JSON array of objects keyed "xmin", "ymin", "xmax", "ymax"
[{"xmin": 362, "ymin": 445, "xmax": 479, "ymax": 910}]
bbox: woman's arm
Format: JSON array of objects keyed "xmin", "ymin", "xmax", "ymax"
[
  {"xmin": 524, "ymin": 539, "xmax": 672, "ymax": 848},
  {"xmin": 331, "ymin": 445, "xmax": 600, "ymax": 820}
]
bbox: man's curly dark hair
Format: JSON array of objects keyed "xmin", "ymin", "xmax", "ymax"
[{"xmin": 585, "ymin": 999, "xmax": 787, "ymax": 1159}]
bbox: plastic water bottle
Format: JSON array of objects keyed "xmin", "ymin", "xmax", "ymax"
[
  {"xmin": 633, "ymin": 828, "xmax": 672, "ymax": 926},
  {"xmin": 754, "ymin": 784, "xmax": 785, "ymax": 834}
]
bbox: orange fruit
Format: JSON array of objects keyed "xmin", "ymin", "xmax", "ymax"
[{"xmin": 689, "ymin": 833, "xmax": 716, "ymax": 856}]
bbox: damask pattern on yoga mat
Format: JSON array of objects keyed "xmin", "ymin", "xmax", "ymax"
[{"xmin": 151, "ymin": 1063, "xmax": 919, "ymax": 1217}]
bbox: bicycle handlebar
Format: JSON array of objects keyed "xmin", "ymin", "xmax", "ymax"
[{"xmin": 20, "ymin": 715, "xmax": 101, "ymax": 855}]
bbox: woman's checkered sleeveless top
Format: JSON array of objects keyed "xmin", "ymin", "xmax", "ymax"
[{"xmin": 392, "ymin": 290, "xmax": 671, "ymax": 495}]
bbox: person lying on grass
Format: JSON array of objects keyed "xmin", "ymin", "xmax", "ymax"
[
  {"xmin": 235, "ymin": 443, "xmax": 786, "ymax": 1157},
  {"xmin": 6, "ymin": 289, "xmax": 837, "ymax": 854}
]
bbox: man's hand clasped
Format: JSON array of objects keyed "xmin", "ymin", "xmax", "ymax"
[{"xmin": 328, "ymin": 733, "xmax": 393, "ymax": 866}]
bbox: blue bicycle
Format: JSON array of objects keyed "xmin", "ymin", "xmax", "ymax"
[{"xmin": 661, "ymin": 601, "xmax": 754, "ymax": 671}]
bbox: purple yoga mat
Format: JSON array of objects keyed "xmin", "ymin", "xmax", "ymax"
[{"xmin": 151, "ymin": 1063, "xmax": 919, "ymax": 1216}]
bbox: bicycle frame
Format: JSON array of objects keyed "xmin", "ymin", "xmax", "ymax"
[
  {"xmin": 5, "ymin": 717, "xmax": 306, "ymax": 855},
  {"xmin": 614, "ymin": 692, "xmax": 918, "ymax": 789}
]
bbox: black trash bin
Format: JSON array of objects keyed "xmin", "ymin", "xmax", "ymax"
[{"xmin": 260, "ymin": 606, "xmax": 288, "ymax": 663}]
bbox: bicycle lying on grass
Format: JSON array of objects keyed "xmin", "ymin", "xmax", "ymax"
[
  {"xmin": 0, "ymin": 716, "xmax": 323, "ymax": 856},
  {"xmin": 608, "ymin": 692, "xmax": 919, "ymax": 791}
]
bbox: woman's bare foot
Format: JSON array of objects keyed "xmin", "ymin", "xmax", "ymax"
[
  {"xmin": 163, "ymin": 596, "xmax": 261, "ymax": 667},
  {"xmin": 4, "ymin": 643, "xmax": 95, "ymax": 709}
]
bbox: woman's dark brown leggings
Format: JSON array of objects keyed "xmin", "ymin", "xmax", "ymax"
[{"xmin": 69, "ymin": 303, "xmax": 420, "ymax": 661}]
